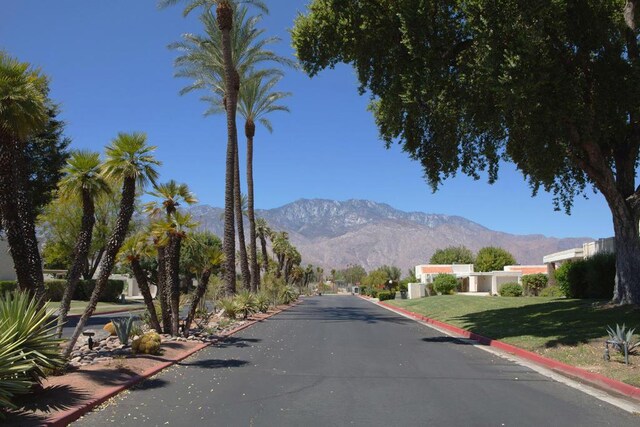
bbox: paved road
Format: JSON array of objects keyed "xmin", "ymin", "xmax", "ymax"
[{"xmin": 74, "ymin": 296, "xmax": 639, "ymax": 426}]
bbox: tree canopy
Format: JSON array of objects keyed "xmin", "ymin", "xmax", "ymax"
[
  {"xmin": 474, "ymin": 247, "xmax": 516, "ymax": 272},
  {"xmin": 429, "ymin": 246, "xmax": 474, "ymax": 264},
  {"xmin": 292, "ymin": 0, "xmax": 640, "ymax": 304}
]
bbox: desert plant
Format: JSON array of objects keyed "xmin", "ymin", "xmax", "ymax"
[
  {"xmin": 256, "ymin": 292, "xmax": 270, "ymax": 313},
  {"xmin": 606, "ymin": 324, "xmax": 640, "ymax": 364},
  {"xmin": 132, "ymin": 331, "xmax": 162, "ymax": 355},
  {"xmin": 499, "ymin": 282, "xmax": 523, "ymax": 297},
  {"xmin": 432, "ymin": 274, "xmax": 458, "ymax": 295},
  {"xmin": 521, "ymin": 274, "xmax": 548, "ymax": 296},
  {"xmin": 280, "ymin": 286, "xmax": 298, "ymax": 305},
  {"xmin": 111, "ymin": 315, "xmax": 136, "ymax": 346},
  {"xmin": 219, "ymin": 297, "xmax": 238, "ymax": 319},
  {"xmin": 0, "ymin": 291, "xmax": 64, "ymax": 415},
  {"xmin": 234, "ymin": 290, "xmax": 258, "ymax": 319}
]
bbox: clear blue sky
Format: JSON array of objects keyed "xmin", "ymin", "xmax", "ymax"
[{"xmin": 2, "ymin": 0, "xmax": 614, "ymax": 239}]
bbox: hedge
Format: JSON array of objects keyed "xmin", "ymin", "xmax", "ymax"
[
  {"xmin": 377, "ymin": 290, "xmax": 395, "ymax": 301},
  {"xmin": 433, "ymin": 274, "xmax": 458, "ymax": 295},
  {"xmin": 556, "ymin": 253, "xmax": 615, "ymax": 299},
  {"xmin": 499, "ymin": 282, "xmax": 523, "ymax": 297}
]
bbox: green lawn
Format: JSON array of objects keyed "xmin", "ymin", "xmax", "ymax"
[
  {"xmin": 389, "ymin": 295, "xmax": 640, "ymax": 386},
  {"xmin": 46, "ymin": 300, "xmax": 145, "ymax": 316}
]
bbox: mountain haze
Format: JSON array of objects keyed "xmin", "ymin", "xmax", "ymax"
[{"xmin": 189, "ymin": 199, "xmax": 592, "ymax": 271}]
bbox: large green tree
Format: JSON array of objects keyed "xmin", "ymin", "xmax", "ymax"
[
  {"xmin": 430, "ymin": 246, "xmax": 475, "ymax": 264},
  {"xmin": 474, "ymin": 246, "xmax": 517, "ymax": 273},
  {"xmin": 65, "ymin": 132, "xmax": 160, "ymax": 357},
  {"xmin": 293, "ymin": 0, "xmax": 640, "ymax": 305}
]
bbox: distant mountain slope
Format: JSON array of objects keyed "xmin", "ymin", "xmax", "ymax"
[{"xmin": 189, "ymin": 199, "xmax": 592, "ymax": 271}]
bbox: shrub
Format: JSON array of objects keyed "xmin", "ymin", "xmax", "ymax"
[
  {"xmin": 0, "ymin": 281, "xmax": 17, "ymax": 294},
  {"xmin": 539, "ymin": 286, "xmax": 565, "ymax": 298},
  {"xmin": 280, "ymin": 286, "xmax": 298, "ymax": 305},
  {"xmin": 521, "ymin": 274, "xmax": 548, "ymax": 296},
  {"xmin": 132, "ymin": 331, "xmax": 161, "ymax": 355},
  {"xmin": 44, "ymin": 280, "xmax": 66, "ymax": 301},
  {"xmin": 377, "ymin": 290, "xmax": 395, "ymax": 301},
  {"xmin": 256, "ymin": 292, "xmax": 270, "ymax": 313},
  {"xmin": 560, "ymin": 254, "xmax": 616, "ymax": 299},
  {"xmin": 234, "ymin": 290, "xmax": 258, "ymax": 319},
  {"xmin": 554, "ymin": 262, "xmax": 571, "ymax": 297},
  {"xmin": 0, "ymin": 291, "xmax": 64, "ymax": 416},
  {"xmin": 433, "ymin": 274, "xmax": 458, "ymax": 295},
  {"xmin": 219, "ymin": 298, "xmax": 238, "ymax": 319},
  {"xmin": 499, "ymin": 282, "xmax": 523, "ymax": 297},
  {"xmin": 73, "ymin": 279, "xmax": 125, "ymax": 302}
]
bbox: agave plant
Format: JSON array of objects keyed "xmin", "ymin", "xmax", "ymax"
[
  {"xmin": 606, "ymin": 324, "xmax": 640, "ymax": 354},
  {"xmin": 234, "ymin": 290, "xmax": 258, "ymax": 320},
  {"xmin": 255, "ymin": 292, "xmax": 270, "ymax": 313},
  {"xmin": 0, "ymin": 291, "xmax": 65, "ymax": 416},
  {"xmin": 219, "ymin": 297, "xmax": 238, "ymax": 320},
  {"xmin": 279, "ymin": 286, "xmax": 298, "ymax": 305},
  {"xmin": 111, "ymin": 315, "xmax": 136, "ymax": 346}
]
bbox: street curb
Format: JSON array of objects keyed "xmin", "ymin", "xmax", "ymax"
[
  {"xmin": 46, "ymin": 299, "xmax": 303, "ymax": 426},
  {"xmin": 361, "ymin": 296, "xmax": 640, "ymax": 402}
]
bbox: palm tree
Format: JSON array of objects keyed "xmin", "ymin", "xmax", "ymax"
[
  {"xmin": 255, "ymin": 217, "xmax": 271, "ymax": 274},
  {"xmin": 167, "ymin": 1, "xmax": 289, "ymax": 295},
  {"xmin": 238, "ymin": 72, "xmax": 290, "ymax": 291},
  {"xmin": 271, "ymin": 231, "xmax": 289, "ymax": 278},
  {"xmin": 119, "ymin": 232, "xmax": 162, "ymax": 333},
  {"xmin": 55, "ymin": 150, "xmax": 110, "ymax": 337},
  {"xmin": 65, "ymin": 132, "xmax": 159, "ymax": 358},
  {"xmin": 0, "ymin": 53, "xmax": 48, "ymax": 304}
]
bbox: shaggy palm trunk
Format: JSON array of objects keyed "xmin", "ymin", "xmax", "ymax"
[
  {"xmin": 65, "ymin": 176, "xmax": 136, "ymax": 358},
  {"xmin": 234, "ymin": 136, "xmax": 251, "ymax": 290},
  {"xmin": 156, "ymin": 246, "xmax": 172, "ymax": 334},
  {"xmin": 57, "ymin": 190, "xmax": 95, "ymax": 338},
  {"xmin": 219, "ymin": 2, "xmax": 238, "ymax": 296},
  {"xmin": 259, "ymin": 234, "xmax": 269, "ymax": 273},
  {"xmin": 165, "ymin": 234, "xmax": 182, "ymax": 336},
  {"xmin": 184, "ymin": 269, "xmax": 211, "ymax": 337},
  {"xmin": 0, "ymin": 141, "xmax": 46, "ymax": 306},
  {"xmin": 246, "ymin": 124, "xmax": 260, "ymax": 292},
  {"xmin": 130, "ymin": 258, "xmax": 162, "ymax": 333}
]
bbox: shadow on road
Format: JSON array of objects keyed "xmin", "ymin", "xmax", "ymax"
[
  {"xmin": 215, "ymin": 337, "xmax": 262, "ymax": 349},
  {"xmin": 178, "ymin": 358, "xmax": 249, "ymax": 369},
  {"xmin": 275, "ymin": 301, "xmax": 412, "ymax": 325},
  {"xmin": 421, "ymin": 336, "xmax": 472, "ymax": 345}
]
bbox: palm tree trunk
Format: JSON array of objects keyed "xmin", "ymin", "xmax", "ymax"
[
  {"xmin": 157, "ymin": 245, "xmax": 172, "ymax": 334},
  {"xmin": 246, "ymin": 132, "xmax": 260, "ymax": 292},
  {"xmin": 64, "ymin": 176, "xmax": 136, "ymax": 358},
  {"xmin": 130, "ymin": 258, "xmax": 162, "ymax": 333},
  {"xmin": 184, "ymin": 269, "xmax": 211, "ymax": 337},
  {"xmin": 260, "ymin": 234, "xmax": 269, "ymax": 273},
  {"xmin": 234, "ymin": 136, "xmax": 251, "ymax": 290},
  {"xmin": 0, "ymin": 141, "xmax": 46, "ymax": 306},
  {"xmin": 165, "ymin": 234, "xmax": 182, "ymax": 336},
  {"xmin": 57, "ymin": 190, "xmax": 95, "ymax": 338},
  {"xmin": 219, "ymin": 2, "xmax": 237, "ymax": 296}
]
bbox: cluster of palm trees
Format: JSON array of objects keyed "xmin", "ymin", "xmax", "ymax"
[{"xmin": 163, "ymin": 0, "xmax": 292, "ymax": 295}]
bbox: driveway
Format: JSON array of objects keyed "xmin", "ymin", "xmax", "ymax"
[{"xmin": 73, "ymin": 295, "xmax": 639, "ymax": 426}]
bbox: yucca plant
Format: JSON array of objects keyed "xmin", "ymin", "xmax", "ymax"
[
  {"xmin": 279, "ymin": 286, "xmax": 298, "ymax": 305},
  {"xmin": 0, "ymin": 323, "xmax": 33, "ymax": 416},
  {"xmin": 219, "ymin": 297, "xmax": 238, "ymax": 320},
  {"xmin": 255, "ymin": 292, "xmax": 270, "ymax": 313},
  {"xmin": 606, "ymin": 324, "xmax": 640, "ymax": 364},
  {"xmin": 111, "ymin": 315, "xmax": 136, "ymax": 346},
  {"xmin": 234, "ymin": 290, "xmax": 258, "ymax": 319}
]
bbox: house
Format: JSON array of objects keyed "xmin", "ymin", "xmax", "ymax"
[
  {"xmin": 414, "ymin": 264, "xmax": 474, "ymax": 291},
  {"xmin": 543, "ymin": 237, "xmax": 614, "ymax": 285},
  {"xmin": 0, "ymin": 239, "xmax": 16, "ymax": 281}
]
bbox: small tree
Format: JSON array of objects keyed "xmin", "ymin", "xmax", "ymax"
[
  {"xmin": 429, "ymin": 246, "xmax": 474, "ymax": 264},
  {"xmin": 433, "ymin": 274, "xmax": 458, "ymax": 295},
  {"xmin": 475, "ymin": 247, "xmax": 516, "ymax": 272}
]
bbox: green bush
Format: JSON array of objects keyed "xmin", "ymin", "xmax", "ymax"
[
  {"xmin": 499, "ymin": 282, "xmax": 523, "ymax": 297},
  {"xmin": 560, "ymin": 254, "xmax": 616, "ymax": 299},
  {"xmin": 539, "ymin": 286, "xmax": 565, "ymax": 298},
  {"xmin": 521, "ymin": 274, "xmax": 548, "ymax": 296},
  {"xmin": 219, "ymin": 298, "xmax": 238, "ymax": 319},
  {"xmin": 377, "ymin": 290, "xmax": 394, "ymax": 301},
  {"xmin": 44, "ymin": 280, "xmax": 66, "ymax": 301},
  {"xmin": 256, "ymin": 292, "xmax": 270, "ymax": 313},
  {"xmin": 234, "ymin": 290, "xmax": 258, "ymax": 319},
  {"xmin": 73, "ymin": 279, "xmax": 125, "ymax": 302},
  {"xmin": 0, "ymin": 281, "xmax": 17, "ymax": 294},
  {"xmin": 433, "ymin": 274, "xmax": 458, "ymax": 295},
  {"xmin": 0, "ymin": 291, "xmax": 64, "ymax": 416}
]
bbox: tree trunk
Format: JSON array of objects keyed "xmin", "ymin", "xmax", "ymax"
[
  {"xmin": 611, "ymin": 208, "xmax": 640, "ymax": 305},
  {"xmin": 64, "ymin": 176, "xmax": 136, "ymax": 359},
  {"xmin": 57, "ymin": 189, "xmax": 95, "ymax": 338},
  {"xmin": 165, "ymin": 234, "xmax": 182, "ymax": 336},
  {"xmin": 219, "ymin": 4, "xmax": 237, "ymax": 296},
  {"xmin": 184, "ymin": 269, "xmax": 211, "ymax": 337},
  {"xmin": 130, "ymin": 258, "xmax": 162, "ymax": 333},
  {"xmin": 234, "ymin": 135, "xmax": 251, "ymax": 290},
  {"xmin": 0, "ymin": 141, "xmax": 45, "ymax": 305},
  {"xmin": 156, "ymin": 245, "xmax": 171, "ymax": 334},
  {"xmin": 246, "ymin": 132, "xmax": 260, "ymax": 292},
  {"xmin": 260, "ymin": 235, "xmax": 269, "ymax": 273},
  {"xmin": 87, "ymin": 247, "xmax": 104, "ymax": 280}
]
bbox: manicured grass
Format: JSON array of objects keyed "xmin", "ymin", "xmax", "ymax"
[
  {"xmin": 389, "ymin": 295, "xmax": 640, "ymax": 386},
  {"xmin": 46, "ymin": 300, "xmax": 145, "ymax": 316}
]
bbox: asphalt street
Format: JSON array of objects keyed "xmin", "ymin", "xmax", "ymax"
[{"xmin": 73, "ymin": 295, "xmax": 640, "ymax": 426}]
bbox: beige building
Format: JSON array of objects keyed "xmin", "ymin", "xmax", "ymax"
[{"xmin": 0, "ymin": 239, "xmax": 17, "ymax": 281}]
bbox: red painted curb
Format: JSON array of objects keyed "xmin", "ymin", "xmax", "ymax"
[
  {"xmin": 371, "ymin": 298, "xmax": 640, "ymax": 402},
  {"xmin": 45, "ymin": 299, "xmax": 302, "ymax": 426}
]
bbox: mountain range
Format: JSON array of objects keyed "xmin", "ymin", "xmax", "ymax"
[{"xmin": 188, "ymin": 199, "xmax": 593, "ymax": 272}]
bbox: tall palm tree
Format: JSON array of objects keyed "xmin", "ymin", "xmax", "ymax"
[
  {"xmin": 271, "ymin": 231, "xmax": 289, "ymax": 278},
  {"xmin": 65, "ymin": 132, "xmax": 159, "ymax": 358},
  {"xmin": 255, "ymin": 217, "xmax": 271, "ymax": 274},
  {"xmin": 0, "ymin": 53, "xmax": 48, "ymax": 304},
  {"xmin": 55, "ymin": 150, "xmax": 110, "ymax": 337},
  {"xmin": 237, "ymin": 72, "xmax": 290, "ymax": 291},
  {"xmin": 119, "ymin": 232, "xmax": 162, "ymax": 333}
]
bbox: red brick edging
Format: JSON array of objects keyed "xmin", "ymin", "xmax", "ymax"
[
  {"xmin": 46, "ymin": 299, "xmax": 303, "ymax": 426},
  {"xmin": 363, "ymin": 296, "xmax": 640, "ymax": 402}
]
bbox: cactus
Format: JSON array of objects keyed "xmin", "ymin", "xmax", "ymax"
[
  {"xmin": 132, "ymin": 331, "xmax": 162, "ymax": 355},
  {"xmin": 111, "ymin": 315, "xmax": 135, "ymax": 346}
]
